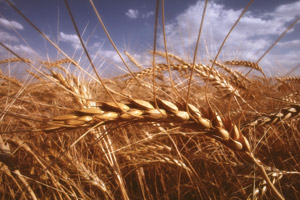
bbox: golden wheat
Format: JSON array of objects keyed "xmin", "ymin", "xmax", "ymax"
[
  {"xmin": 1, "ymin": 0, "xmax": 300, "ymax": 199},
  {"xmin": 224, "ymin": 60, "xmax": 263, "ymax": 73}
]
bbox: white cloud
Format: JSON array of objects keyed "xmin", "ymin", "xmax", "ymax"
[
  {"xmin": 100, "ymin": 50, "xmax": 122, "ymax": 63},
  {"xmin": 125, "ymin": 9, "xmax": 139, "ymax": 19},
  {"xmin": 263, "ymin": 49, "xmax": 300, "ymax": 76},
  {"xmin": 277, "ymin": 39, "xmax": 300, "ymax": 48},
  {"xmin": 3, "ymin": 43, "xmax": 38, "ymax": 56},
  {"xmin": 160, "ymin": 0, "xmax": 300, "ymax": 72},
  {"xmin": 93, "ymin": 50, "xmax": 140, "ymax": 66},
  {"xmin": 59, "ymin": 32, "xmax": 81, "ymax": 49},
  {"xmin": 142, "ymin": 11, "xmax": 154, "ymax": 19},
  {"xmin": 268, "ymin": 1, "xmax": 300, "ymax": 21},
  {"xmin": 0, "ymin": 31, "xmax": 19, "ymax": 42},
  {"xmin": 0, "ymin": 18, "xmax": 23, "ymax": 30}
]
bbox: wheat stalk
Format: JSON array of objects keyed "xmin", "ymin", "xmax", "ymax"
[{"xmin": 0, "ymin": 136, "xmax": 38, "ymax": 200}]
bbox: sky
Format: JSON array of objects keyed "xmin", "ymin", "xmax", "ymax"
[{"xmin": 0, "ymin": 0, "xmax": 300, "ymax": 77}]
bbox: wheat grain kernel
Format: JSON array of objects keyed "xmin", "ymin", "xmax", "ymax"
[
  {"xmin": 102, "ymin": 102, "xmax": 130, "ymax": 111},
  {"xmin": 131, "ymin": 99, "xmax": 154, "ymax": 110},
  {"xmin": 230, "ymin": 139, "xmax": 243, "ymax": 151},
  {"xmin": 77, "ymin": 115, "xmax": 93, "ymax": 122},
  {"xmin": 146, "ymin": 109, "xmax": 167, "ymax": 119},
  {"xmin": 120, "ymin": 109, "xmax": 144, "ymax": 119},
  {"xmin": 93, "ymin": 112, "xmax": 119, "ymax": 121},
  {"xmin": 53, "ymin": 115, "xmax": 78, "ymax": 120},
  {"xmin": 158, "ymin": 99, "xmax": 179, "ymax": 114},
  {"xmin": 198, "ymin": 117, "xmax": 212, "ymax": 129},
  {"xmin": 174, "ymin": 111, "xmax": 190, "ymax": 121},
  {"xmin": 78, "ymin": 108, "xmax": 104, "ymax": 114},
  {"xmin": 66, "ymin": 119, "xmax": 86, "ymax": 125},
  {"xmin": 215, "ymin": 127, "xmax": 230, "ymax": 141}
]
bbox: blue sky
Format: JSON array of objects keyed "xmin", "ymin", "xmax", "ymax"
[{"xmin": 0, "ymin": 0, "xmax": 300, "ymax": 77}]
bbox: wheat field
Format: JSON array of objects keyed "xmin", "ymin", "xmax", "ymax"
[{"xmin": 0, "ymin": 0, "xmax": 300, "ymax": 199}]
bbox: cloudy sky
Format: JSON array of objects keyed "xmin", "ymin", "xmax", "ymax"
[{"xmin": 0, "ymin": 0, "xmax": 300, "ymax": 77}]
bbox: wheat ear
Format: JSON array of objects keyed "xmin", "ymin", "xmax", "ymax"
[
  {"xmin": 276, "ymin": 76, "xmax": 300, "ymax": 83},
  {"xmin": 243, "ymin": 104, "xmax": 300, "ymax": 128},
  {"xmin": 0, "ymin": 69, "xmax": 23, "ymax": 87},
  {"xmin": 0, "ymin": 57, "xmax": 32, "ymax": 64},
  {"xmin": 41, "ymin": 97, "xmax": 284, "ymax": 199},
  {"xmin": 225, "ymin": 60, "xmax": 263, "ymax": 73}
]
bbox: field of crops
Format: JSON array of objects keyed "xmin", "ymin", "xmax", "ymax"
[{"xmin": 1, "ymin": 0, "xmax": 300, "ymax": 199}]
